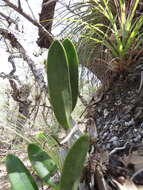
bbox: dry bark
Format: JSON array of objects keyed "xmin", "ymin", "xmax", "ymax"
[
  {"xmin": 2, "ymin": 0, "xmax": 54, "ymax": 47},
  {"xmin": 37, "ymin": 0, "xmax": 57, "ymax": 48},
  {"xmin": 0, "ymin": 28, "xmax": 46, "ymax": 90}
]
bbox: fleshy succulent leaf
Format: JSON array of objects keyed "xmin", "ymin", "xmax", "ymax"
[
  {"xmin": 62, "ymin": 39, "xmax": 79, "ymax": 111},
  {"xmin": 47, "ymin": 40, "xmax": 72, "ymax": 130},
  {"xmin": 60, "ymin": 135, "xmax": 90, "ymax": 190},
  {"xmin": 6, "ymin": 154, "xmax": 39, "ymax": 190},
  {"xmin": 28, "ymin": 144, "xmax": 58, "ymax": 189}
]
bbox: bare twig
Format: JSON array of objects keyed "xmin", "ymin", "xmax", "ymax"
[
  {"xmin": 2, "ymin": 0, "xmax": 54, "ymax": 43},
  {"xmin": 0, "ymin": 27, "xmax": 46, "ymax": 89},
  {"xmin": 0, "ymin": 12, "xmax": 17, "ymax": 27},
  {"xmin": 24, "ymin": 0, "xmax": 36, "ymax": 20},
  {"xmin": 8, "ymin": 55, "xmax": 22, "ymax": 75}
]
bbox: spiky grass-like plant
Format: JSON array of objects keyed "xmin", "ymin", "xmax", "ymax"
[
  {"xmin": 55, "ymin": 0, "xmax": 143, "ymax": 85},
  {"xmin": 84, "ymin": 0, "xmax": 143, "ymax": 71}
]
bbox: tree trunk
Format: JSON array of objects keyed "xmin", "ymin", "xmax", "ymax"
[
  {"xmin": 84, "ymin": 63, "xmax": 143, "ymax": 189},
  {"xmin": 92, "ymin": 69, "xmax": 143, "ymax": 151},
  {"xmin": 37, "ymin": 0, "xmax": 57, "ymax": 48}
]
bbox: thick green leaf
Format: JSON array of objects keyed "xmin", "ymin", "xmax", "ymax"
[
  {"xmin": 60, "ymin": 135, "xmax": 90, "ymax": 190},
  {"xmin": 47, "ymin": 40, "xmax": 72, "ymax": 130},
  {"xmin": 62, "ymin": 39, "xmax": 79, "ymax": 111},
  {"xmin": 28, "ymin": 144, "xmax": 57, "ymax": 188},
  {"xmin": 35, "ymin": 132, "xmax": 63, "ymax": 171},
  {"xmin": 6, "ymin": 154, "xmax": 38, "ymax": 190}
]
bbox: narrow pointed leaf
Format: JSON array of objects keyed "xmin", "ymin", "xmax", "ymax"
[
  {"xmin": 62, "ymin": 39, "xmax": 79, "ymax": 111},
  {"xmin": 47, "ymin": 40, "xmax": 72, "ymax": 130},
  {"xmin": 28, "ymin": 144, "xmax": 58, "ymax": 189},
  {"xmin": 60, "ymin": 135, "xmax": 90, "ymax": 190},
  {"xmin": 6, "ymin": 154, "xmax": 38, "ymax": 190}
]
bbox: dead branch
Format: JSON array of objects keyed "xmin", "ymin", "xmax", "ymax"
[
  {"xmin": 0, "ymin": 27, "xmax": 46, "ymax": 90},
  {"xmin": 37, "ymin": 0, "xmax": 57, "ymax": 48},
  {"xmin": 0, "ymin": 12, "xmax": 17, "ymax": 27},
  {"xmin": 8, "ymin": 55, "xmax": 22, "ymax": 75},
  {"xmin": 2, "ymin": 0, "xmax": 54, "ymax": 47}
]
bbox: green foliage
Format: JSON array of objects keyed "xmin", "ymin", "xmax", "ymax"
[
  {"xmin": 47, "ymin": 40, "xmax": 72, "ymax": 130},
  {"xmin": 6, "ymin": 39, "xmax": 89, "ymax": 190},
  {"xmin": 35, "ymin": 131, "xmax": 63, "ymax": 171},
  {"xmin": 47, "ymin": 39, "xmax": 79, "ymax": 129},
  {"xmin": 60, "ymin": 135, "xmax": 90, "ymax": 190},
  {"xmin": 96, "ymin": 0, "xmax": 142, "ymax": 68},
  {"xmin": 87, "ymin": 0, "xmax": 141, "ymax": 61},
  {"xmin": 6, "ymin": 154, "xmax": 39, "ymax": 190},
  {"xmin": 5, "ymin": 1, "xmax": 143, "ymax": 189},
  {"xmin": 6, "ymin": 145, "xmax": 59, "ymax": 190},
  {"xmin": 56, "ymin": 0, "xmax": 143, "ymax": 73},
  {"xmin": 6, "ymin": 135, "xmax": 89, "ymax": 190},
  {"xmin": 62, "ymin": 39, "xmax": 79, "ymax": 111},
  {"xmin": 28, "ymin": 144, "xmax": 58, "ymax": 189}
]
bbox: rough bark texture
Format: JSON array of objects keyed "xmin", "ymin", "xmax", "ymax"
[
  {"xmin": 90, "ymin": 64, "xmax": 143, "ymax": 151},
  {"xmin": 0, "ymin": 28, "xmax": 46, "ymax": 90},
  {"xmin": 37, "ymin": 0, "xmax": 57, "ymax": 48},
  {"xmin": 83, "ymin": 62, "xmax": 143, "ymax": 189},
  {"xmin": 2, "ymin": 0, "xmax": 54, "ymax": 49}
]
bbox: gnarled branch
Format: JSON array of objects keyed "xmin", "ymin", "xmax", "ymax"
[
  {"xmin": 0, "ymin": 27, "xmax": 46, "ymax": 90},
  {"xmin": 2, "ymin": 0, "xmax": 54, "ymax": 47},
  {"xmin": 37, "ymin": 0, "xmax": 57, "ymax": 48}
]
